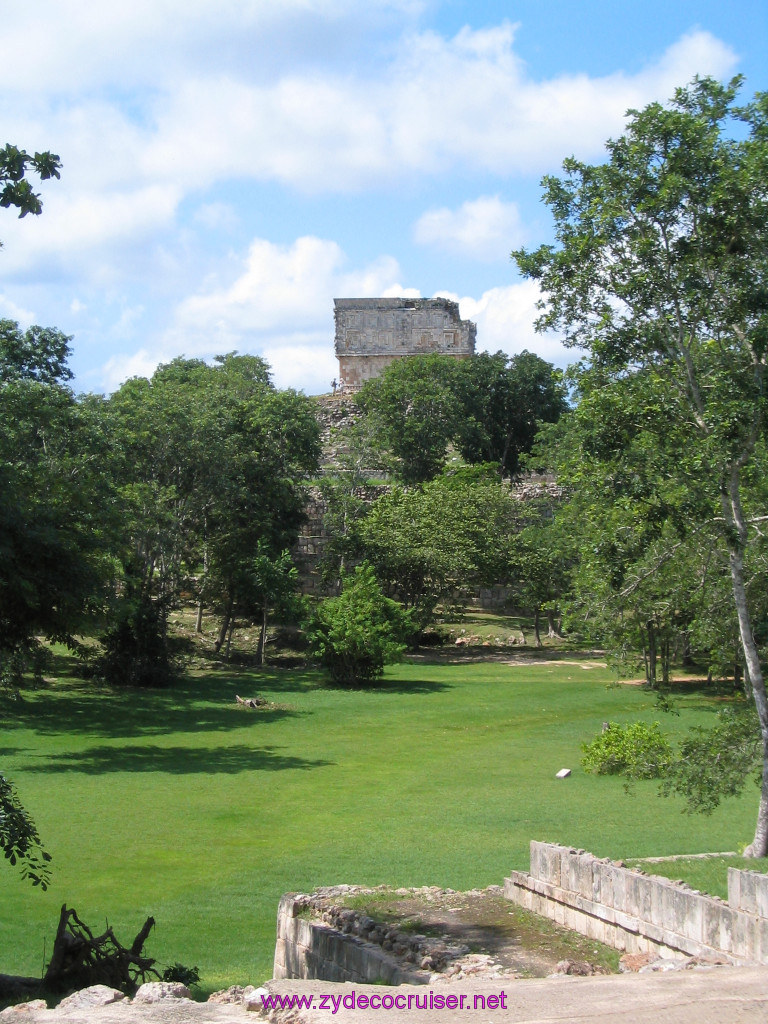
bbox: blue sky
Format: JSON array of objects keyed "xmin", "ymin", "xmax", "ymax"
[{"xmin": 0, "ymin": 0, "xmax": 765, "ymax": 395}]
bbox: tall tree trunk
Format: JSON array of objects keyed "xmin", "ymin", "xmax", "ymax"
[
  {"xmin": 214, "ymin": 593, "xmax": 234, "ymax": 654},
  {"xmin": 546, "ymin": 609, "xmax": 561, "ymax": 638},
  {"xmin": 256, "ymin": 599, "xmax": 268, "ymax": 666},
  {"xmin": 723, "ymin": 473, "xmax": 768, "ymax": 857},
  {"xmin": 681, "ymin": 630, "xmax": 694, "ymax": 669},
  {"xmin": 195, "ymin": 543, "xmax": 209, "ymax": 633},
  {"xmin": 661, "ymin": 638, "xmax": 671, "ymax": 688},
  {"xmin": 533, "ymin": 608, "xmax": 542, "ymax": 647},
  {"xmin": 645, "ymin": 621, "xmax": 657, "ymax": 688}
]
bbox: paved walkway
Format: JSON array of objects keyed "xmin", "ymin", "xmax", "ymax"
[
  {"xmin": 9, "ymin": 969, "xmax": 768, "ymax": 1024},
  {"xmin": 261, "ymin": 970, "xmax": 768, "ymax": 1024}
]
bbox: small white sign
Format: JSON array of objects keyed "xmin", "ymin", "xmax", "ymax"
[{"xmin": 556, "ymin": 768, "xmax": 571, "ymax": 778}]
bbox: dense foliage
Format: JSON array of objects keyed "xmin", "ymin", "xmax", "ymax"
[
  {"xmin": 356, "ymin": 350, "xmax": 564, "ymax": 482},
  {"xmin": 354, "ymin": 467, "xmax": 520, "ymax": 625},
  {"xmin": 308, "ymin": 563, "xmax": 413, "ymax": 685},
  {"xmin": 515, "ymin": 76, "xmax": 768, "ymax": 853},
  {"xmin": 97, "ymin": 355, "xmax": 320, "ymax": 678},
  {"xmin": 581, "ymin": 722, "xmax": 673, "ymax": 781}
]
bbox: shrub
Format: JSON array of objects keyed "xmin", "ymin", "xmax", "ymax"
[
  {"xmin": 308, "ymin": 563, "xmax": 413, "ymax": 686},
  {"xmin": 581, "ymin": 721, "xmax": 673, "ymax": 780},
  {"xmin": 94, "ymin": 596, "xmax": 180, "ymax": 688},
  {"xmin": 162, "ymin": 963, "xmax": 200, "ymax": 988}
]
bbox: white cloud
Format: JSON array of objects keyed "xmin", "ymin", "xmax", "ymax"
[
  {"xmin": 414, "ymin": 196, "xmax": 525, "ymax": 260},
  {"xmin": 437, "ymin": 281, "xmax": 572, "ymax": 367},
  {"xmin": 261, "ymin": 339, "xmax": 340, "ymax": 394},
  {"xmin": 0, "ymin": 186, "xmax": 181, "ymax": 278},
  {"xmin": 0, "ymin": 0, "xmax": 426, "ymax": 94},
  {"xmin": 193, "ymin": 202, "xmax": 239, "ymax": 231},
  {"xmin": 99, "ymin": 348, "xmax": 162, "ymax": 392},
  {"xmin": 96, "ymin": 234, "xmax": 412, "ymax": 392},
  {"xmin": 0, "ymin": 294, "xmax": 36, "ymax": 325},
  {"xmin": 169, "ymin": 235, "xmax": 405, "ymax": 342},
  {"xmin": 134, "ymin": 26, "xmax": 737, "ymax": 193},
  {"xmin": 0, "ymin": 21, "xmax": 738, "ymax": 288}
]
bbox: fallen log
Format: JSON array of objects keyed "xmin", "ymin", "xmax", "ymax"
[{"xmin": 235, "ymin": 694, "xmax": 267, "ymax": 708}]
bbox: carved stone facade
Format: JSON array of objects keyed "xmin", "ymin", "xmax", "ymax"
[{"xmin": 334, "ymin": 297, "xmax": 476, "ymax": 390}]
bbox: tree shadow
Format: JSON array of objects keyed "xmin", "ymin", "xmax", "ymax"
[
  {"xmin": 370, "ymin": 679, "xmax": 452, "ymax": 695},
  {"xmin": 317, "ymin": 675, "xmax": 450, "ymax": 695},
  {"xmin": 21, "ymin": 743, "xmax": 334, "ymax": 776},
  {"xmin": 1, "ymin": 674, "xmax": 307, "ymax": 740}
]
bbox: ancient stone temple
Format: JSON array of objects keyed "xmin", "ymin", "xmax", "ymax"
[{"xmin": 334, "ymin": 297, "xmax": 476, "ymax": 390}]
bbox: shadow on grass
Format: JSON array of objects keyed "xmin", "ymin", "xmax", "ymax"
[
  {"xmin": 22, "ymin": 743, "xmax": 334, "ymax": 775},
  {"xmin": 319, "ymin": 678, "xmax": 451, "ymax": 695},
  {"xmin": 2, "ymin": 670, "xmax": 321, "ymax": 740},
  {"xmin": 373, "ymin": 679, "xmax": 451, "ymax": 695}
]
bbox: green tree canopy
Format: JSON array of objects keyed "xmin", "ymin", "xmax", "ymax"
[
  {"xmin": 0, "ymin": 326, "xmax": 114, "ymax": 683},
  {"xmin": 514, "ymin": 76, "xmax": 768, "ymax": 854},
  {"xmin": 356, "ymin": 354, "xmax": 462, "ymax": 483},
  {"xmin": 453, "ymin": 350, "xmax": 566, "ymax": 477},
  {"xmin": 101, "ymin": 354, "xmax": 320, "ymax": 674},
  {"xmin": 356, "ymin": 351, "xmax": 564, "ymax": 483},
  {"xmin": 355, "ymin": 467, "xmax": 518, "ymax": 625}
]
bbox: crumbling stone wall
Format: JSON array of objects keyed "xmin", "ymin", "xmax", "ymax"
[
  {"xmin": 334, "ymin": 298, "xmax": 475, "ymax": 390},
  {"xmin": 274, "ymin": 893, "xmax": 428, "ymax": 985},
  {"xmin": 505, "ymin": 841, "xmax": 768, "ymax": 964}
]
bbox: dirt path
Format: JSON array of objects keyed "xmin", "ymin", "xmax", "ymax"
[{"xmin": 326, "ymin": 886, "xmax": 618, "ymax": 978}]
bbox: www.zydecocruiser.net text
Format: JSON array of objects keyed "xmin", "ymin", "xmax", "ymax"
[{"xmin": 260, "ymin": 990, "xmax": 510, "ymax": 1013}]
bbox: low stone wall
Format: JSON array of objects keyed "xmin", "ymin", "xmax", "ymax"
[
  {"xmin": 274, "ymin": 894, "xmax": 428, "ymax": 985},
  {"xmin": 505, "ymin": 841, "xmax": 768, "ymax": 964}
]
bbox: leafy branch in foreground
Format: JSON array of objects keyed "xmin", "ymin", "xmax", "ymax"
[
  {"xmin": 0, "ymin": 145, "xmax": 60, "ymax": 219},
  {"xmin": 660, "ymin": 706, "xmax": 762, "ymax": 815},
  {"xmin": 0, "ymin": 773, "xmax": 52, "ymax": 889},
  {"xmin": 582, "ymin": 707, "xmax": 763, "ymax": 818}
]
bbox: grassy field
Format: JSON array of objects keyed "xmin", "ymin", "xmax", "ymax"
[
  {"xmin": 1, "ymin": 650, "xmax": 763, "ymax": 995},
  {"xmin": 626, "ymin": 854, "xmax": 768, "ymax": 901}
]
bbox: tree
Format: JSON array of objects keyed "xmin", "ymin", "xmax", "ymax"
[
  {"xmin": 508, "ymin": 505, "xmax": 573, "ymax": 647},
  {"xmin": 308, "ymin": 563, "xmax": 413, "ymax": 686},
  {"xmin": 454, "ymin": 351, "xmax": 566, "ymax": 477},
  {"xmin": 356, "ymin": 355, "xmax": 462, "ymax": 483},
  {"xmin": 355, "ymin": 351, "xmax": 565, "ymax": 483},
  {"xmin": 0, "ymin": 325, "xmax": 113, "ymax": 684},
  {"xmin": 513, "ymin": 77, "xmax": 768, "ymax": 854},
  {"xmin": 356, "ymin": 467, "xmax": 518, "ymax": 625},
  {"xmin": 101, "ymin": 355, "xmax": 320, "ymax": 673}
]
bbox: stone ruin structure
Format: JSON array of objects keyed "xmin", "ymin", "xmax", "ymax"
[{"xmin": 334, "ymin": 297, "xmax": 476, "ymax": 391}]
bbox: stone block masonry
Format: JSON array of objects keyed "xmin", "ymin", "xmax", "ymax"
[
  {"xmin": 274, "ymin": 894, "xmax": 429, "ymax": 986},
  {"xmin": 505, "ymin": 841, "xmax": 768, "ymax": 964},
  {"xmin": 334, "ymin": 298, "xmax": 475, "ymax": 390}
]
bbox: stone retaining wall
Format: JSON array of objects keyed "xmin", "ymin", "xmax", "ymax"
[
  {"xmin": 274, "ymin": 895, "xmax": 427, "ymax": 985},
  {"xmin": 505, "ymin": 841, "xmax": 768, "ymax": 964}
]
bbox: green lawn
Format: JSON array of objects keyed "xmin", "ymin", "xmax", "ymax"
[
  {"xmin": 1, "ymin": 655, "xmax": 761, "ymax": 995},
  {"xmin": 626, "ymin": 854, "xmax": 768, "ymax": 901}
]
